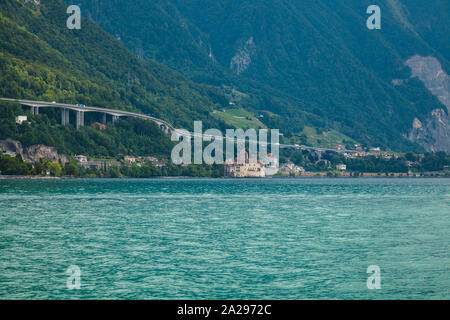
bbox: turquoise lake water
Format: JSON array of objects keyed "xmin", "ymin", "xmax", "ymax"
[{"xmin": 0, "ymin": 178, "xmax": 449, "ymax": 299}]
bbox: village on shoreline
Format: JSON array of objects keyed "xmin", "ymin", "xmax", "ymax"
[
  {"xmin": 1, "ymin": 131, "xmax": 450, "ymax": 179},
  {"xmin": 1, "ymin": 140, "xmax": 449, "ymax": 179}
]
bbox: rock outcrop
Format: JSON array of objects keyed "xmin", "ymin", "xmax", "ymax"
[
  {"xmin": 0, "ymin": 139, "xmax": 69, "ymax": 163},
  {"xmin": 405, "ymin": 55, "xmax": 450, "ymax": 153},
  {"xmin": 0, "ymin": 138, "xmax": 23, "ymax": 155},
  {"xmin": 230, "ymin": 37, "xmax": 256, "ymax": 75},
  {"xmin": 408, "ymin": 109, "xmax": 450, "ymax": 153},
  {"xmin": 405, "ymin": 56, "xmax": 449, "ymax": 109}
]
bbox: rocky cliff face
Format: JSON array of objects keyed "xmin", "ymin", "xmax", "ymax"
[
  {"xmin": 406, "ymin": 56, "xmax": 450, "ymax": 109},
  {"xmin": 0, "ymin": 139, "xmax": 69, "ymax": 163},
  {"xmin": 408, "ymin": 109, "xmax": 450, "ymax": 153},
  {"xmin": 230, "ymin": 37, "xmax": 256, "ymax": 75},
  {"xmin": 405, "ymin": 56, "xmax": 450, "ymax": 153},
  {"xmin": 0, "ymin": 139, "xmax": 23, "ymax": 155}
]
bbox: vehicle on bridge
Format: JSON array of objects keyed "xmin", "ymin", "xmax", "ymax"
[{"xmin": 76, "ymin": 104, "xmax": 86, "ymax": 108}]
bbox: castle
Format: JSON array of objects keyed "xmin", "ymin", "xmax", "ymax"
[{"xmin": 224, "ymin": 151, "xmax": 265, "ymax": 178}]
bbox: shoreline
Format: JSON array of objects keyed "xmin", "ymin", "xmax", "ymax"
[{"xmin": 1, "ymin": 175, "xmax": 449, "ymax": 180}]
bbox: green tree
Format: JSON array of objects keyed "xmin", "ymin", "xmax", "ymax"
[
  {"xmin": 63, "ymin": 161, "xmax": 80, "ymax": 176},
  {"xmin": 47, "ymin": 161, "xmax": 62, "ymax": 176}
]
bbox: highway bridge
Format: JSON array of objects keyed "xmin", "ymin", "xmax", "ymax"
[
  {"xmin": 0, "ymin": 98, "xmax": 362, "ymax": 154},
  {"xmin": 0, "ymin": 98, "xmax": 175, "ymax": 133}
]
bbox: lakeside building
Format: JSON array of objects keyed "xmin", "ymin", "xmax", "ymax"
[
  {"xmin": 150, "ymin": 158, "xmax": 167, "ymax": 167},
  {"xmin": 74, "ymin": 155, "xmax": 120, "ymax": 170},
  {"xmin": 91, "ymin": 122, "xmax": 107, "ymax": 130},
  {"xmin": 279, "ymin": 162, "xmax": 305, "ymax": 175},
  {"xmin": 261, "ymin": 153, "xmax": 279, "ymax": 176},
  {"xmin": 336, "ymin": 164, "xmax": 347, "ymax": 171},
  {"xmin": 74, "ymin": 155, "xmax": 88, "ymax": 163},
  {"xmin": 15, "ymin": 116, "xmax": 27, "ymax": 125},
  {"xmin": 124, "ymin": 156, "xmax": 136, "ymax": 165},
  {"xmin": 136, "ymin": 156, "xmax": 167, "ymax": 167},
  {"xmin": 224, "ymin": 161, "xmax": 266, "ymax": 178},
  {"xmin": 81, "ymin": 160, "xmax": 121, "ymax": 170},
  {"xmin": 224, "ymin": 152, "xmax": 265, "ymax": 177}
]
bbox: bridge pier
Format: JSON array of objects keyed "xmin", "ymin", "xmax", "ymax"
[
  {"xmin": 160, "ymin": 124, "xmax": 170, "ymax": 134},
  {"xmin": 31, "ymin": 106, "xmax": 39, "ymax": 115},
  {"xmin": 112, "ymin": 115, "xmax": 119, "ymax": 123},
  {"xmin": 102, "ymin": 113, "xmax": 107, "ymax": 125},
  {"xmin": 61, "ymin": 108, "xmax": 70, "ymax": 125},
  {"xmin": 76, "ymin": 111, "xmax": 84, "ymax": 129}
]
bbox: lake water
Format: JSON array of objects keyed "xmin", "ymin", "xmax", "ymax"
[{"xmin": 0, "ymin": 178, "xmax": 449, "ymax": 299}]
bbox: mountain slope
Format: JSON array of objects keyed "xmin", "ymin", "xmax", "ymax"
[
  {"xmin": 0, "ymin": 0, "xmax": 229, "ymax": 132},
  {"xmin": 75, "ymin": 0, "xmax": 450, "ymax": 152}
]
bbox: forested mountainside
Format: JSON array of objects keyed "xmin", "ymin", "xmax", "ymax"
[
  {"xmin": 75, "ymin": 0, "xmax": 450, "ymax": 152},
  {"xmin": 0, "ymin": 0, "xmax": 237, "ymax": 158},
  {"xmin": 0, "ymin": 0, "xmax": 230, "ymax": 132}
]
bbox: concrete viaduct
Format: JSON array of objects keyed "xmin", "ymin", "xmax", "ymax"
[{"xmin": 0, "ymin": 98, "xmax": 175, "ymax": 133}]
